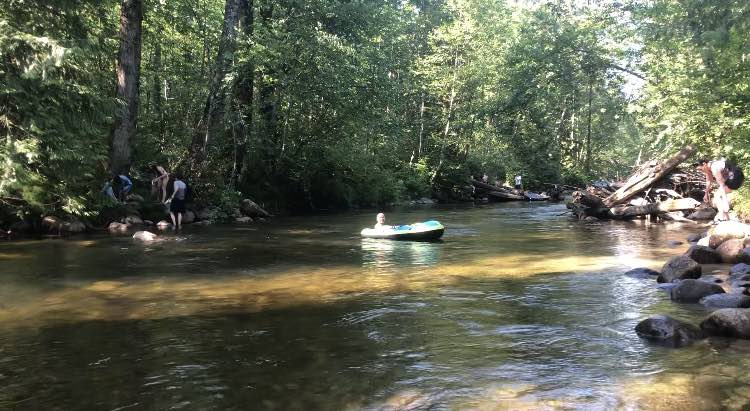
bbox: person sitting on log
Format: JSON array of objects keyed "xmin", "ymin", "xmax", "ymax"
[
  {"xmin": 374, "ymin": 213, "xmax": 392, "ymax": 230},
  {"xmin": 694, "ymin": 158, "xmax": 744, "ymax": 222}
]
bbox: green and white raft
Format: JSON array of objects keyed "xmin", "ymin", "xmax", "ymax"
[{"xmin": 361, "ymin": 220, "xmax": 445, "ymax": 241}]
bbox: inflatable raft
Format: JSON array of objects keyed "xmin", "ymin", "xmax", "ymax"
[{"xmin": 361, "ymin": 220, "xmax": 445, "ymax": 241}]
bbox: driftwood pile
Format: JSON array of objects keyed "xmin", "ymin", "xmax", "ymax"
[
  {"xmin": 568, "ymin": 145, "xmax": 712, "ymax": 221},
  {"xmin": 471, "ymin": 179, "xmax": 551, "ymax": 201}
]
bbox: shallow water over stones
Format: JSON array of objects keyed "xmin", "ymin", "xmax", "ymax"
[{"xmin": 0, "ymin": 202, "xmax": 748, "ymax": 410}]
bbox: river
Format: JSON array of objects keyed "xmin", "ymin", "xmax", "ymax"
[{"xmin": 1, "ymin": 202, "xmax": 749, "ymax": 410}]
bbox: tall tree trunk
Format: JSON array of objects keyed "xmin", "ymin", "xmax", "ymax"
[
  {"xmin": 110, "ymin": 0, "xmax": 142, "ymax": 175},
  {"xmin": 257, "ymin": 1, "xmax": 278, "ymax": 177},
  {"xmin": 585, "ymin": 79, "xmax": 593, "ymax": 174},
  {"xmin": 431, "ymin": 50, "xmax": 460, "ymax": 185},
  {"xmin": 235, "ymin": 0, "xmax": 254, "ymax": 187},
  {"xmin": 188, "ymin": 0, "xmax": 240, "ymax": 174}
]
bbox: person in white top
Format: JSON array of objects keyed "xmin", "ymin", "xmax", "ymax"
[
  {"xmin": 168, "ymin": 171, "xmax": 188, "ymax": 229},
  {"xmin": 694, "ymin": 158, "xmax": 743, "ymax": 222},
  {"xmin": 514, "ymin": 175, "xmax": 522, "ymax": 190}
]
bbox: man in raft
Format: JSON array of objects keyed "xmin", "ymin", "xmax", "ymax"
[
  {"xmin": 374, "ymin": 213, "xmax": 392, "ymax": 230},
  {"xmin": 694, "ymin": 158, "xmax": 744, "ymax": 222}
]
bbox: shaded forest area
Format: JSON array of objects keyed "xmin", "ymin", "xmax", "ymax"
[{"xmin": 2, "ymin": 0, "xmax": 749, "ymax": 226}]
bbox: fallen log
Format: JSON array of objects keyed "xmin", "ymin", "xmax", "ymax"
[
  {"xmin": 487, "ymin": 190, "xmax": 525, "ymax": 201},
  {"xmin": 603, "ymin": 145, "xmax": 696, "ymax": 207},
  {"xmin": 608, "ymin": 198, "xmax": 700, "ymax": 219}
]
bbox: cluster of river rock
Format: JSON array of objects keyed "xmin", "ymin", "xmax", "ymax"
[{"xmin": 630, "ymin": 221, "xmax": 750, "ymax": 347}]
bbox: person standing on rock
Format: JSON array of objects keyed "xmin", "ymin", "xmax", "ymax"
[
  {"xmin": 150, "ymin": 164, "xmax": 169, "ymax": 203},
  {"xmin": 695, "ymin": 158, "xmax": 744, "ymax": 222},
  {"xmin": 167, "ymin": 171, "xmax": 188, "ymax": 229},
  {"xmin": 514, "ymin": 174, "xmax": 523, "ymax": 190}
]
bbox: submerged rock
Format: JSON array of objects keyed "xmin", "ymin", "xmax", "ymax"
[
  {"xmin": 730, "ymin": 263, "xmax": 750, "ymax": 276},
  {"xmin": 132, "ymin": 231, "xmax": 158, "ymax": 242},
  {"xmin": 156, "ymin": 220, "xmax": 172, "ymax": 230},
  {"xmin": 684, "ymin": 245, "xmax": 721, "ymax": 264},
  {"xmin": 635, "ymin": 315, "xmax": 703, "ymax": 347},
  {"xmin": 701, "ymin": 294, "xmax": 750, "ymax": 309},
  {"xmin": 658, "ymin": 255, "xmax": 702, "ymax": 283},
  {"xmin": 624, "ymin": 267, "xmax": 660, "ymax": 279},
  {"xmin": 700, "ymin": 308, "xmax": 750, "ymax": 339},
  {"xmin": 670, "ymin": 279, "xmax": 725, "ymax": 303}
]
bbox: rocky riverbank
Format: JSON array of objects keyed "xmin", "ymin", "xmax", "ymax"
[
  {"xmin": 632, "ymin": 220, "xmax": 750, "ymax": 347},
  {"xmin": 0, "ymin": 195, "xmax": 272, "ymax": 240}
]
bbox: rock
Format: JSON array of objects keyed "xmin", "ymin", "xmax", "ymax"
[
  {"xmin": 707, "ymin": 221, "xmax": 750, "ymax": 248},
  {"xmin": 697, "ymin": 237, "xmax": 711, "ymax": 247},
  {"xmin": 126, "ymin": 193, "xmax": 145, "ymax": 203},
  {"xmin": 196, "ymin": 208, "xmax": 212, "ymax": 221},
  {"xmin": 182, "ymin": 210, "xmax": 195, "ymax": 224},
  {"xmin": 730, "ymin": 263, "xmax": 750, "ymax": 276},
  {"xmin": 240, "ymin": 199, "xmax": 271, "ymax": 218},
  {"xmin": 123, "ymin": 204, "xmax": 141, "ymax": 217},
  {"xmin": 231, "ymin": 208, "xmax": 242, "ymax": 218},
  {"xmin": 108, "ymin": 222, "xmax": 129, "ymax": 233},
  {"xmin": 635, "ymin": 315, "xmax": 703, "ymax": 347},
  {"xmin": 42, "ymin": 216, "xmax": 86, "ymax": 233},
  {"xmin": 624, "ymin": 267, "xmax": 660, "ymax": 279},
  {"xmin": 41, "ymin": 216, "xmax": 63, "ymax": 232},
  {"xmin": 235, "ymin": 216, "xmax": 253, "ymax": 223},
  {"xmin": 124, "ymin": 215, "xmax": 144, "ymax": 226},
  {"xmin": 716, "ymin": 239, "xmax": 746, "ymax": 263},
  {"xmin": 666, "ymin": 240, "xmax": 683, "ymax": 247},
  {"xmin": 687, "ymin": 231, "xmax": 707, "ymax": 243},
  {"xmin": 687, "ymin": 206, "xmax": 717, "ymax": 221},
  {"xmin": 143, "ymin": 220, "xmax": 154, "ymax": 226},
  {"xmin": 700, "ymin": 308, "xmax": 750, "ymax": 339},
  {"xmin": 656, "ymin": 282, "xmax": 678, "ymax": 293},
  {"xmin": 658, "ymin": 255, "xmax": 702, "ymax": 283},
  {"xmin": 416, "ymin": 197, "xmax": 435, "ymax": 205},
  {"xmin": 738, "ymin": 247, "xmax": 750, "ymax": 264},
  {"xmin": 156, "ymin": 220, "xmax": 171, "ymax": 230},
  {"xmin": 701, "ymin": 294, "xmax": 750, "ymax": 309},
  {"xmin": 670, "ymin": 279, "xmax": 725, "ymax": 303},
  {"xmin": 684, "ymin": 245, "xmax": 721, "ymax": 264},
  {"xmin": 132, "ymin": 231, "xmax": 158, "ymax": 242},
  {"xmin": 62, "ymin": 220, "xmax": 86, "ymax": 233}
]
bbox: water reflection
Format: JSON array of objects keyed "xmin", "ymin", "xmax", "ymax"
[{"xmin": 361, "ymin": 239, "xmax": 441, "ymax": 269}]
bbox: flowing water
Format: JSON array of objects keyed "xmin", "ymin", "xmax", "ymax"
[{"xmin": 1, "ymin": 202, "xmax": 749, "ymax": 410}]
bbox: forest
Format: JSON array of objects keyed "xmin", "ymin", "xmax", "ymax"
[{"xmin": 2, "ymin": 0, "xmax": 749, "ymax": 225}]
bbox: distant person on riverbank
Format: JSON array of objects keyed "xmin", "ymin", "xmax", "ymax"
[
  {"xmin": 150, "ymin": 164, "xmax": 169, "ymax": 203},
  {"xmin": 102, "ymin": 174, "xmax": 132, "ymax": 204},
  {"xmin": 374, "ymin": 213, "xmax": 391, "ymax": 230},
  {"xmin": 694, "ymin": 158, "xmax": 744, "ymax": 222},
  {"xmin": 514, "ymin": 174, "xmax": 522, "ymax": 190},
  {"xmin": 167, "ymin": 171, "xmax": 188, "ymax": 229}
]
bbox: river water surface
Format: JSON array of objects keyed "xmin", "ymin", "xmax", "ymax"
[{"xmin": 1, "ymin": 202, "xmax": 749, "ymax": 410}]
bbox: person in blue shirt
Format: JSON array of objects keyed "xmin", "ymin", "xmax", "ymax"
[{"xmin": 102, "ymin": 174, "xmax": 132, "ymax": 204}]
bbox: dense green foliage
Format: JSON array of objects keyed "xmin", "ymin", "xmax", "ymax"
[{"xmin": 1, "ymin": 0, "xmax": 749, "ymax": 223}]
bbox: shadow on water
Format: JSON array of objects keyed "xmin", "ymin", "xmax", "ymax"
[{"xmin": 0, "ymin": 203, "xmax": 743, "ymax": 410}]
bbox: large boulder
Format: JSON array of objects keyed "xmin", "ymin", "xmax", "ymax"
[
  {"xmin": 108, "ymin": 222, "xmax": 129, "ymax": 233},
  {"xmin": 658, "ymin": 255, "xmax": 702, "ymax": 283},
  {"xmin": 716, "ymin": 239, "xmax": 746, "ymax": 263},
  {"xmin": 240, "ymin": 199, "xmax": 271, "ymax": 218},
  {"xmin": 738, "ymin": 247, "xmax": 750, "ymax": 264},
  {"xmin": 700, "ymin": 308, "xmax": 750, "ymax": 339},
  {"xmin": 687, "ymin": 206, "xmax": 717, "ymax": 221},
  {"xmin": 684, "ymin": 245, "xmax": 721, "ymax": 264},
  {"xmin": 182, "ymin": 210, "xmax": 196, "ymax": 224},
  {"xmin": 132, "ymin": 231, "xmax": 158, "ymax": 242},
  {"xmin": 670, "ymin": 279, "xmax": 725, "ymax": 303},
  {"xmin": 701, "ymin": 294, "xmax": 750, "ymax": 309},
  {"xmin": 624, "ymin": 267, "xmax": 659, "ymax": 279},
  {"xmin": 707, "ymin": 221, "xmax": 750, "ymax": 248},
  {"xmin": 41, "ymin": 216, "xmax": 86, "ymax": 233},
  {"xmin": 124, "ymin": 215, "xmax": 144, "ymax": 226},
  {"xmin": 635, "ymin": 315, "xmax": 704, "ymax": 347}
]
